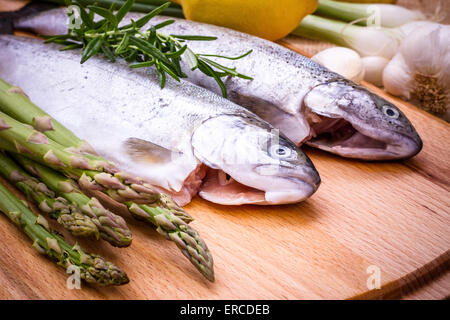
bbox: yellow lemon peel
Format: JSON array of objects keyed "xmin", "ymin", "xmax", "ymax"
[{"xmin": 172, "ymin": 0, "xmax": 318, "ymax": 41}]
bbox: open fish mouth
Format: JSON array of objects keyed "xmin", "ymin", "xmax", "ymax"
[
  {"xmin": 198, "ymin": 167, "xmax": 318, "ymax": 206},
  {"xmin": 306, "ymin": 115, "xmax": 422, "ymax": 160}
]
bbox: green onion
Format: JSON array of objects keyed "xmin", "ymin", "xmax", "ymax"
[
  {"xmin": 315, "ymin": 0, "xmax": 425, "ymax": 28},
  {"xmin": 292, "ymin": 14, "xmax": 401, "ymax": 59}
]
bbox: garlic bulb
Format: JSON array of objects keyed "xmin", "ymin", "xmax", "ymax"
[
  {"xmin": 398, "ymin": 21, "xmax": 441, "ymax": 38},
  {"xmin": 383, "ymin": 23, "xmax": 450, "ymax": 116},
  {"xmin": 362, "ymin": 56, "xmax": 390, "ymax": 87},
  {"xmin": 312, "ymin": 47, "xmax": 365, "ymax": 83}
]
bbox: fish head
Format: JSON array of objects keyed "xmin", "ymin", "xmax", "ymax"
[
  {"xmin": 192, "ymin": 114, "xmax": 320, "ymax": 205},
  {"xmin": 304, "ymin": 81, "xmax": 423, "ymax": 160}
]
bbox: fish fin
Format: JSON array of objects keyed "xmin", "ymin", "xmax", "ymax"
[
  {"xmin": 123, "ymin": 138, "xmax": 181, "ymax": 164},
  {"xmin": 0, "ymin": 2, "xmax": 56, "ymax": 34}
]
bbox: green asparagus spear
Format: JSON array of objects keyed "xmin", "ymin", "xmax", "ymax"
[
  {"xmin": 12, "ymin": 154, "xmax": 133, "ymax": 248},
  {"xmin": 0, "ymin": 109, "xmax": 155, "ymax": 202},
  {"xmin": 128, "ymin": 202, "xmax": 214, "ymax": 281},
  {"xmin": 0, "ymin": 79, "xmax": 96, "ymax": 156},
  {"xmin": 0, "ymin": 109, "xmax": 117, "ymax": 174},
  {"xmin": 0, "ymin": 79, "xmax": 192, "ymax": 223},
  {"xmin": 0, "ymin": 182, "xmax": 129, "ymax": 286},
  {"xmin": 0, "ymin": 152, "xmax": 99, "ymax": 238},
  {"xmin": 0, "ymin": 110, "xmax": 214, "ymax": 281}
]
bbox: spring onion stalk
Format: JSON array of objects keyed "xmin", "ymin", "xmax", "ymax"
[
  {"xmin": 315, "ymin": 0, "xmax": 426, "ymax": 28},
  {"xmin": 40, "ymin": 0, "xmax": 184, "ymax": 17},
  {"xmin": 292, "ymin": 14, "xmax": 401, "ymax": 59}
]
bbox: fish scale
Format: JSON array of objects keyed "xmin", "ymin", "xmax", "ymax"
[
  {"xmin": 141, "ymin": 16, "xmax": 421, "ymax": 160},
  {"xmin": 12, "ymin": 10, "xmax": 421, "ymax": 159},
  {"xmin": 0, "ymin": 35, "xmax": 320, "ymax": 206}
]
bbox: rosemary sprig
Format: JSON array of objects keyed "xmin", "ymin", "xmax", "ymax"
[{"xmin": 45, "ymin": 0, "xmax": 253, "ymax": 97}]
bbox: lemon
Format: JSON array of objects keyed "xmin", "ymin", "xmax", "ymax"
[{"xmin": 172, "ymin": 0, "xmax": 318, "ymax": 41}]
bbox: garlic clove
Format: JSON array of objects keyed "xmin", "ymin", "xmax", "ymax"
[
  {"xmin": 382, "ymin": 53, "xmax": 413, "ymax": 99},
  {"xmin": 362, "ymin": 56, "xmax": 390, "ymax": 87},
  {"xmin": 312, "ymin": 47, "xmax": 365, "ymax": 83}
]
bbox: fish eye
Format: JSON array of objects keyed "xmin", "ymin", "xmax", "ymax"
[
  {"xmin": 382, "ymin": 105, "xmax": 400, "ymax": 119},
  {"xmin": 269, "ymin": 145, "xmax": 294, "ymax": 160}
]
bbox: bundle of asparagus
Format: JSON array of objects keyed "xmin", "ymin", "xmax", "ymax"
[
  {"xmin": 0, "ymin": 152, "xmax": 99, "ymax": 238},
  {"xmin": 0, "ymin": 78, "xmax": 214, "ymax": 282},
  {"xmin": 0, "ymin": 181, "xmax": 129, "ymax": 286},
  {"xmin": 0, "ymin": 152, "xmax": 133, "ymax": 247}
]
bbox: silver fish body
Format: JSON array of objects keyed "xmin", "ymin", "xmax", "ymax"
[
  {"xmin": 13, "ymin": 8, "xmax": 422, "ymax": 160},
  {"xmin": 0, "ymin": 35, "xmax": 320, "ymax": 206}
]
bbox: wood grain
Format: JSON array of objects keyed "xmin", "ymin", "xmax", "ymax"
[
  {"xmin": 0, "ymin": 63, "xmax": 448, "ymax": 300},
  {"xmin": 0, "ymin": 0, "xmax": 449, "ymax": 300},
  {"xmin": 0, "ymin": 0, "xmax": 26, "ymax": 11}
]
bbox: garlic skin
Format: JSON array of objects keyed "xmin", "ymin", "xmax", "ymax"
[
  {"xmin": 361, "ymin": 56, "xmax": 390, "ymax": 87},
  {"xmin": 312, "ymin": 47, "xmax": 365, "ymax": 83},
  {"xmin": 398, "ymin": 21, "xmax": 441, "ymax": 38},
  {"xmin": 382, "ymin": 51, "xmax": 413, "ymax": 98},
  {"xmin": 383, "ymin": 23, "xmax": 450, "ymax": 116}
]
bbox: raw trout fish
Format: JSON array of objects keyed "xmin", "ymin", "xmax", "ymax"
[
  {"xmin": 0, "ymin": 35, "xmax": 320, "ymax": 206},
  {"xmin": 12, "ymin": 8, "xmax": 423, "ymax": 160}
]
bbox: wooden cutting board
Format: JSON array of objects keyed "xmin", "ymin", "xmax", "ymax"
[{"xmin": 0, "ymin": 1, "xmax": 449, "ymax": 300}]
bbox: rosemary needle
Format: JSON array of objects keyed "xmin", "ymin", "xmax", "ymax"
[{"xmin": 45, "ymin": 0, "xmax": 253, "ymax": 97}]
